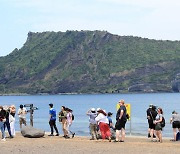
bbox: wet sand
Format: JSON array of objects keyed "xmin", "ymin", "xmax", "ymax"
[{"xmin": 1, "ymin": 133, "xmax": 180, "ymax": 154}]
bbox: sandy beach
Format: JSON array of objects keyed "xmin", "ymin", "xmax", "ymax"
[{"xmin": 0, "ymin": 132, "xmax": 180, "ymax": 154}]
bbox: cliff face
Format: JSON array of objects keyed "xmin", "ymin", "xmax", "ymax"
[{"xmin": 0, "ymin": 30, "xmax": 180, "ymax": 94}]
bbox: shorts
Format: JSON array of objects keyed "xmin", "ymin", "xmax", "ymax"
[
  {"xmin": 115, "ymin": 119, "xmax": 126, "ymax": 130},
  {"xmin": 19, "ymin": 117, "xmax": 26, "ymax": 125},
  {"xmin": 155, "ymin": 123, "xmax": 162, "ymax": 131},
  {"xmin": 172, "ymin": 121, "xmax": 180, "ymax": 128},
  {"xmin": 148, "ymin": 121, "xmax": 155, "ymax": 129}
]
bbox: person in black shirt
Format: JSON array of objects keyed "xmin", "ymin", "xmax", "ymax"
[
  {"xmin": 146, "ymin": 104, "xmax": 157, "ymax": 140},
  {"xmin": 4, "ymin": 106, "xmax": 13, "ymax": 138},
  {"xmin": 114, "ymin": 100, "xmax": 127, "ymax": 142},
  {"xmin": 0, "ymin": 106, "xmax": 6, "ymax": 141}
]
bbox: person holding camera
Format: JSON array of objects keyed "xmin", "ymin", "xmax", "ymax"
[
  {"xmin": 18, "ymin": 104, "xmax": 27, "ymax": 129},
  {"xmin": 87, "ymin": 108, "xmax": 98, "ymax": 140}
]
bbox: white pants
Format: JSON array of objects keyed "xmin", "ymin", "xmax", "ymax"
[{"xmin": 10, "ymin": 118, "xmax": 16, "ymax": 136}]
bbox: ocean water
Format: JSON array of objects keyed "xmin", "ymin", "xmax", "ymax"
[{"xmin": 0, "ymin": 93, "xmax": 180, "ymax": 137}]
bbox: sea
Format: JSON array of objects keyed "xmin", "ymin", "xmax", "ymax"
[{"xmin": 0, "ymin": 93, "xmax": 180, "ymax": 138}]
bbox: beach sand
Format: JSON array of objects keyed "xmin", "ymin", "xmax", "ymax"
[{"xmin": 1, "ymin": 133, "xmax": 180, "ymax": 154}]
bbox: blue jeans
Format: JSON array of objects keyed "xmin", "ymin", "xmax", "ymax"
[
  {"xmin": 4, "ymin": 119, "xmax": 12, "ymax": 136},
  {"xmin": 0, "ymin": 121, "xmax": 5, "ymax": 139}
]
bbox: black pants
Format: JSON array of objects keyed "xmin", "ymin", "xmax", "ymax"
[
  {"xmin": 49, "ymin": 120, "xmax": 59, "ymax": 135},
  {"xmin": 4, "ymin": 119, "xmax": 12, "ymax": 137}
]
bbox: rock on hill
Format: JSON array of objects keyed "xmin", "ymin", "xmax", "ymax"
[{"xmin": 0, "ymin": 30, "xmax": 180, "ymax": 94}]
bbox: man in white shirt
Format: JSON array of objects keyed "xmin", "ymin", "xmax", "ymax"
[{"xmin": 18, "ymin": 104, "xmax": 27, "ymax": 129}]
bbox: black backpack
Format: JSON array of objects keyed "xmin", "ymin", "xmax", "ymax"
[
  {"xmin": 161, "ymin": 116, "xmax": 165, "ymax": 128},
  {"xmin": 176, "ymin": 132, "xmax": 180, "ymax": 141},
  {"xmin": 72, "ymin": 114, "xmax": 74, "ymax": 121}
]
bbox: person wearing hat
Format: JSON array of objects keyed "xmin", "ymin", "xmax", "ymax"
[
  {"xmin": 86, "ymin": 108, "xmax": 98, "ymax": 140},
  {"xmin": 18, "ymin": 104, "xmax": 27, "ymax": 129},
  {"xmin": 48, "ymin": 103, "xmax": 59, "ymax": 136},
  {"xmin": 107, "ymin": 112, "xmax": 114, "ymax": 130},
  {"xmin": 170, "ymin": 111, "xmax": 180, "ymax": 141},
  {"xmin": 146, "ymin": 104, "xmax": 157, "ymax": 139},
  {"xmin": 95, "ymin": 109, "xmax": 111, "ymax": 142}
]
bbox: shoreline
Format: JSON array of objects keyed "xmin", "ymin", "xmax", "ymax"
[
  {"xmin": 0, "ymin": 91, "xmax": 177, "ymax": 96},
  {"xmin": 1, "ymin": 132, "xmax": 180, "ymax": 154}
]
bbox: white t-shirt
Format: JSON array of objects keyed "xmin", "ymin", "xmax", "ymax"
[
  {"xmin": 18, "ymin": 108, "xmax": 27, "ymax": 119},
  {"xmin": 95, "ymin": 113, "xmax": 109, "ymax": 124}
]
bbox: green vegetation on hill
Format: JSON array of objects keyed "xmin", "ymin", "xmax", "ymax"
[{"xmin": 0, "ymin": 30, "xmax": 180, "ymax": 94}]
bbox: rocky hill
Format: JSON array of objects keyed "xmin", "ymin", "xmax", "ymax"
[{"xmin": 0, "ymin": 30, "xmax": 180, "ymax": 94}]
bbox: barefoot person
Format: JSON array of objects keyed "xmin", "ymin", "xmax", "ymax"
[{"xmin": 114, "ymin": 99, "xmax": 127, "ymax": 142}]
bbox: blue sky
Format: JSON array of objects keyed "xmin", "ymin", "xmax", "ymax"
[{"xmin": 1, "ymin": 0, "xmax": 180, "ymax": 56}]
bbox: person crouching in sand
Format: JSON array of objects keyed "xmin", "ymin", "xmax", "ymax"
[{"xmin": 95, "ymin": 109, "xmax": 111, "ymax": 142}]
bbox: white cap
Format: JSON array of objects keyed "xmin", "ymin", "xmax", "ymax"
[
  {"xmin": 91, "ymin": 108, "xmax": 95, "ymax": 112},
  {"xmin": 96, "ymin": 108, "xmax": 101, "ymax": 111}
]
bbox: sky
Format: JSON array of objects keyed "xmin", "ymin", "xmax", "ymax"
[{"xmin": 1, "ymin": 0, "xmax": 180, "ymax": 57}]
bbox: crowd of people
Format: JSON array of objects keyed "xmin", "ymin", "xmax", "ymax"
[
  {"xmin": 86, "ymin": 99, "xmax": 128, "ymax": 142},
  {"xmin": 0, "ymin": 99, "xmax": 180, "ymax": 143},
  {"xmin": 48, "ymin": 103, "xmax": 75, "ymax": 139},
  {"xmin": 146, "ymin": 104, "xmax": 180, "ymax": 143}
]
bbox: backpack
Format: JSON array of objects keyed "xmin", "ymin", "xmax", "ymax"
[
  {"xmin": 176, "ymin": 132, "xmax": 180, "ymax": 141},
  {"xmin": 126, "ymin": 113, "xmax": 130, "ymax": 120},
  {"xmin": 161, "ymin": 116, "xmax": 165, "ymax": 128},
  {"xmin": 72, "ymin": 114, "xmax": 74, "ymax": 121}
]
